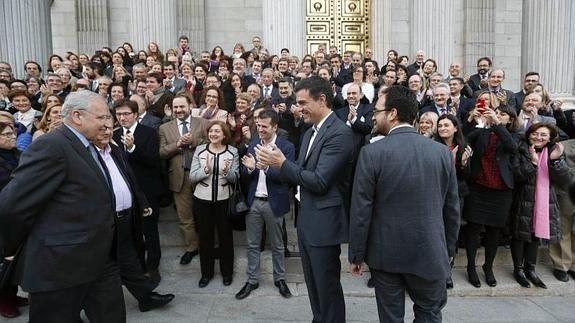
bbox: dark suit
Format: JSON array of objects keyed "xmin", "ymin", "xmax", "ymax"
[
  {"xmin": 467, "ymin": 73, "xmax": 488, "ymax": 93},
  {"xmin": 407, "ymin": 62, "xmax": 423, "ymax": 76},
  {"xmin": 0, "ymin": 125, "xmax": 125, "ymax": 323},
  {"xmin": 515, "ymin": 90, "xmax": 526, "ymax": 108},
  {"xmin": 104, "ymin": 142, "xmax": 159, "ymax": 302},
  {"xmin": 149, "ymin": 90, "xmax": 174, "ymax": 119},
  {"xmin": 334, "ymin": 102, "xmax": 373, "ymax": 148},
  {"xmin": 139, "ymin": 112, "xmax": 162, "ymax": 131},
  {"xmin": 260, "ymin": 84, "xmax": 280, "ymax": 101},
  {"xmin": 349, "ymin": 126, "xmax": 460, "ymax": 322},
  {"xmin": 113, "ymin": 124, "xmax": 164, "ymax": 271},
  {"xmin": 167, "ymin": 77, "xmax": 187, "ymax": 94},
  {"xmin": 279, "ymin": 112, "xmax": 355, "ymax": 323}
]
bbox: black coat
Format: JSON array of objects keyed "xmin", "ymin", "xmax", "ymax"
[{"xmin": 510, "ymin": 141, "xmax": 570, "ymax": 243}]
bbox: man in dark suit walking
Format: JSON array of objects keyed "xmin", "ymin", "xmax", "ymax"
[
  {"xmin": 0, "ymin": 91, "xmax": 125, "ymax": 322},
  {"xmin": 113, "ymin": 99, "xmax": 165, "ymax": 282},
  {"xmin": 349, "ymin": 85, "xmax": 460, "ymax": 323},
  {"xmin": 256, "ymin": 77, "xmax": 355, "ymax": 323},
  {"xmin": 94, "ymin": 119, "xmax": 174, "ymax": 313}
]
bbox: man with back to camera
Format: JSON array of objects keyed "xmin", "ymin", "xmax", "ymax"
[
  {"xmin": 0, "ymin": 91, "xmax": 126, "ymax": 322},
  {"xmin": 256, "ymin": 77, "xmax": 355, "ymax": 323},
  {"xmin": 349, "ymin": 85, "xmax": 460, "ymax": 323}
]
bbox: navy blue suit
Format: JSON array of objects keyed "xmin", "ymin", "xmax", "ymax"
[{"xmin": 243, "ymin": 136, "xmax": 295, "ymax": 217}]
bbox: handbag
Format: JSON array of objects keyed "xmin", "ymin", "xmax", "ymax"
[
  {"xmin": 0, "ymin": 246, "xmax": 21, "ymax": 289},
  {"xmin": 228, "ymin": 179, "xmax": 249, "ymax": 218}
]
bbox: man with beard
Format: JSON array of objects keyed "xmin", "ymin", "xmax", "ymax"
[
  {"xmin": 467, "ymin": 57, "xmax": 492, "ymax": 92},
  {"xmin": 515, "ymin": 72, "xmax": 540, "ymax": 108}
]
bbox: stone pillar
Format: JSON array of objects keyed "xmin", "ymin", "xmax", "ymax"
[
  {"xmin": 177, "ymin": 0, "xmax": 205, "ymax": 56},
  {"xmin": 262, "ymin": 0, "xmax": 305, "ymax": 58},
  {"xmin": 522, "ymin": 0, "xmax": 575, "ymax": 96},
  {"xmin": 76, "ymin": 0, "xmax": 109, "ymax": 55},
  {"xmin": 371, "ymin": 0, "xmax": 392, "ymax": 63},
  {"xmin": 129, "ymin": 0, "xmax": 178, "ymax": 53},
  {"xmin": 1, "ymin": 0, "xmax": 52, "ymax": 78},
  {"xmin": 463, "ymin": 0, "xmax": 495, "ymax": 76},
  {"xmin": 411, "ymin": 0, "xmax": 455, "ymax": 75}
]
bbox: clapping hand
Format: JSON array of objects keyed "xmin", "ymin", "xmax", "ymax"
[
  {"xmin": 550, "ymin": 142, "xmax": 564, "ymax": 160},
  {"xmin": 255, "ymin": 143, "xmax": 285, "ymax": 169},
  {"xmin": 241, "ymin": 153, "xmax": 256, "ymax": 170},
  {"xmin": 529, "ymin": 145, "xmax": 539, "ymax": 166}
]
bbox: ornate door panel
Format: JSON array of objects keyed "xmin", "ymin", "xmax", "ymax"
[{"xmin": 306, "ymin": 0, "xmax": 370, "ymax": 54}]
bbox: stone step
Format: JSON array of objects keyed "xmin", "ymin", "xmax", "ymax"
[{"xmin": 156, "ymin": 246, "xmax": 575, "ymax": 298}]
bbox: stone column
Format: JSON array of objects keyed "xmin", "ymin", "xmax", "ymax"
[
  {"xmin": 522, "ymin": 0, "xmax": 575, "ymax": 96},
  {"xmin": 262, "ymin": 0, "xmax": 305, "ymax": 58},
  {"xmin": 411, "ymin": 0, "xmax": 455, "ymax": 75},
  {"xmin": 177, "ymin": 0, "xmax": 205, "ymax": 56},
  {"xmin": 371, "ymin": 0, "xmax": 392, "ymax": 63},
  {"xmin": 129, "ymin": 0, "xmax": 178, "ymax": 53},
  {"xmin": 463, "ymin": 0, "xmax": 495, "ymax": 76},
  {"xmin": 1, "ymin": 0, "xmax": 52, "ymax": 78},
  {"xmin": 76, "ymin": 0, "xmax": 109, "ymax": 55}
]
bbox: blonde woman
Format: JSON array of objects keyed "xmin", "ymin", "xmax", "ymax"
[{"xmin": 417, "ymin": 111, "xmax": 438, "ymax": 138}]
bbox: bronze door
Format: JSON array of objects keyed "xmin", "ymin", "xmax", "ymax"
[{"xmin": 306, "ymin": 0, "xmax": 370, "ymax": 54}]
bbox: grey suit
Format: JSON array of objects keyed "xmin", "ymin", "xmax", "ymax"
[
  {"xmin": 168, "ymin": 77, "xmax": 187, "ymax": 94},
  {"xmin": 349, "ymin": 126, "xmax": 460, "ymax": 323},
  {"xmin": 280, "ymin": 112, "xmax": 355, "ymax": 323}
]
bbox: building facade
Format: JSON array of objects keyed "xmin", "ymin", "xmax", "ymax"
[{"xmin": 1, "ymin": 0, "xmax": 574, "ymax": 102}]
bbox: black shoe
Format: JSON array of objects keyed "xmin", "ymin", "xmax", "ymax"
[
  {"xmin": 482, "ymin": 264, "xmax": 497, "ymax": 287},
  {"xmin": 274, "ymin": 280, "xmax": 292, "ymax": 298},
  {"xmin": 235, "ymin": 282, "xmax": 259, "ymax": 300},
  {"xmin": 223, "ymin": 276, "xmax": 233, "ymax": 286},
  {"xmin": 138, "ymin": 292, "xmax": 175, "ymax": 312},
  {"xmin": 284, "ymin": 248, "xmax": 291, "ymax": 257},
  {"xmin": 147, "ymin": 269, "xmax": 161, "ymax": 283},
  {"xmin": 513, "ymin": 268, "xmax": 531, "ymax": 288},
  {"xmin": 467, "ymin": 267, "xmax": 481, "ymax": 288},
  {"xmin": 446, "ymin": 275, "xmax": 454, "ymax": 289},
  {"xmin": 180, "ymin": 250, "xmax": 198, "ymax": 265},
  {"xmin": 553, "ymin": 269, "xmax": 569, "ymax": 282},
  {"xmin": 568, "ymin": 270, "xmax": 575, "ymax": 280},
  {"xmin": 367, "ymin": 277, "xmax": 375, "ymax": 288},
  {"xmin": 198, "ymin": 277, "xmax": 211, "ymax": 288},
  {"xmin": 525, "ymin": 267, "xmax": 547, "ymax": 289}
]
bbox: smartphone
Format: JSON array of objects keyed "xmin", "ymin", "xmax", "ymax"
[{"xmin": 477, "ymin": 98, "xmax": 486, "ymax": 114}]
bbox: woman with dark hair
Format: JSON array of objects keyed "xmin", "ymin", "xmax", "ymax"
[
  {"xmin": 341, "ymin": 65, "xmax": 375, "ymax": 103},
  {"xmin": 32, "ymin": 104, "xmax": 62, "ymax": 140},
  {"xmin": 364, "ymin": 60, "xmax": 380, "ymax": 87},
  {"xmin": 396, "ymin": 65, "xmax": 409, "ymax": 86},
  {"xmin": 136, "ymin": 50, "xmax": 148, "ymax": 64},
  {"xmin": 434, "ymin": 114, "xmax": 473, "ymax": 289},
  {"xmin": 510, "ymin": 123, "xmax": 569, "ymax": 288},
  {"xmin": 232, "ymin": 43, "xmax": 245, "ymax": 59},
  {"xmin": 108, "ymin": 82, "xmax": 128, "ymax": 108},
  {"xmin": 47, "ymin": 54, "xmax": 64, "ymax": 72},
  {"xmin": 192, "ymin": 64, "xmax": 209, "ymax": 104},
  {"xmin": 190, "ymin": 121, "xmax": 239, "ymax": 288},
  {"xmin": 193, "ymin": 86, "xmax": 228, "ymax": 122},
  {"xmin": 0, "ymin": 121, "xmax": 27, "ymax": 319},
  {"xmin": 222, "ymin": 73, "xmax": 243, "ymax": 113},
  {"xmin": 226, "ymin": 92, "xmax": 254, "ymax": 147},
  {"xmin": 386, "ymin": 49, "xmax": 399, "ymax": 63},
  {"xmin": 210, "ymin": 46, "xmax": 225, "ymax": 64},
  {"xmin": 398, "ymin": 55, "xmax": 409, "ymax": 66},
  {"xmin": 462, "ymin": 101, "xmax": 518, "ymax": 288}
]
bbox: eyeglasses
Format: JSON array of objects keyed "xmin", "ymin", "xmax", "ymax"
[
  {"xmin": 373, "ymin": 109, "xmax": 388, "ymax": 115},
  {"xmin": 115, "ymin": 112, "xmax": 134, "ymax": 117},
  {"xmin": 0, "ymin": 131, "xmax": 16, "ymax": 138}
]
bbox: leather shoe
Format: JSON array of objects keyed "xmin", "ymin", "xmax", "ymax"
[
  {"xmin": 235, "ymin": 282, "xmax": 259, "ymax": 300},
  {"xmin": 482, "ymin": 264, "xmax": 497, "ymax": 287},
  {"xmin": 15, "ymin": 296, "xmax": 28, "ymax": 307},
  {"xmin": 198, "ymin": 277, "xmax": 211, "ymax": 288},
  {"xmin": 513, "ymin": 268, "xmax": 531, "ymax": 288},
  {"xmin": 568, "ymin": 270, "xmax": 575, "ymax": 280},
  {"xmin": 367, "ymin": 277, "xmax": 375, "ymax": 288},
  {"xmin": 467, "ymin": 267, "xmax": 481, "ymax": 288},
  {"xmin": 180, "ymin": 250, "xmax": 198, "ymax": 265},
  {"xmin": 0, "ymin": 301, "xmax": 20, "ymax": 318},
  {"xmin": 274, "ymin": 280, "xmax": 292, "ymax": 298},
  {"xmin": 223, "ymin": 276, "xmax": 233, "ymax": 286},
  {"xmin": 525, "ymin": 268, "xmax": 547, "ymax": 289},
  {"xmin": 446, "ymin": 275, "xmax": 454, "ymax": 289},
  {"xmin": 553, "ymin": 269, "xmax": 569, "ymax": 282},
  {"xmin": 138, "ymin": 292, "xmax": 175, "ymax": 312}
]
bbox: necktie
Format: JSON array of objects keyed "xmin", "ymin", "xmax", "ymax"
[
  {"xmin": 88, "ymin": 144, "xmax": 112, "ymax": 187},
  {"xmin": 181, "ymin": 121, "xmax": 192, "ymax": 169},
  {"xmin": 264, "ymin": 87, "xmax": 269, "ymax": 98},
  {"xmin": 124, "ymin": 129, "xmax": 131, "ymax": 151}
]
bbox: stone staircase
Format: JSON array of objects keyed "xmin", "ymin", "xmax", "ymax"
[{"xmin": 157, "ymin": 205, "xmax": 575, "ymax": 297}]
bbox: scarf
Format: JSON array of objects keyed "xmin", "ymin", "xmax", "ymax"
[{"xmin": 533, "ymin": 146, "xmax": 550, "ymax": 239}]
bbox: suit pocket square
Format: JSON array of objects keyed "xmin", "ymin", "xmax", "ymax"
[{"xmin": 360, "ymin": 116, "xmax": 365, "ymax": 122}]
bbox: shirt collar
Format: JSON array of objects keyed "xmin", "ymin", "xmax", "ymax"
[
  {"xmin": 261, "ymin": 133, "xmax": 277, "ymax": 146},
  {"xmin": 388, "ymin": 124, "xmax": 413, "ymax": 135},
  {"xmin": 95, "ymin": 144, "xmax": 111, "ymax": 155},
  {"xmin": 138, "ymin": 111, "xmax": 147, "ymax": 120},
  {"xmin": 178, "ymin": 116, "xmax": 192, "ymax": 126},
  {"xmin": 65, "ymin": 124, "xmax": 90, "ymax": 148},
  {"xmin": 124, "ymin": 122, "xmax": 137, "ymax": 134},
  {"xmin": 314, "ymin": 111, "xmax": 332, "ymax": 131}
]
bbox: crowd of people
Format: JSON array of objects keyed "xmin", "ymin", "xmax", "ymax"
[{"xmin": 0, "ymin": 34, "xmax": 574, "ymax": 322}]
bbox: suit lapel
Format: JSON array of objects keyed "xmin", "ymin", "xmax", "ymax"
[
  {"xmin": 298, "ymin": 128, "xmax": 313, "ymax": 166},
  {"xmin": 58, "ymin": 126, "xmax": 110, "ymax": 189},
  {"xmin": 304, "ymin": 113, "xmax": 336, "ymax": 162}
]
